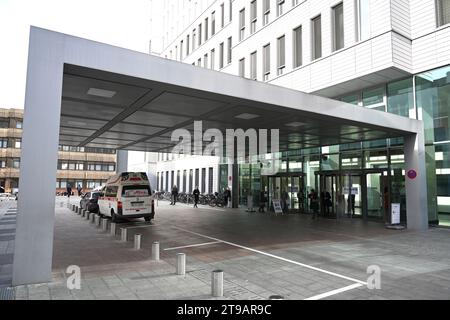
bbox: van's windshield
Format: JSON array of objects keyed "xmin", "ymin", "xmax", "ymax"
[{"xmin": 122, "ymin": 185, "xmax": 151, "ymax": 197}]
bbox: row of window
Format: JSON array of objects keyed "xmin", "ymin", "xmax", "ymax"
[
  {"xmin": 56, "ymin": 180, "xmax": 106, "ymax": 189},
  {"xmin": 58, "ymin": 145, "xmax": 116, "ymax": 154},
  {"xmin": 0, "ymin": 159, "xmax": 20, "ymax": 169},
  {"xmin": 0, "ymin": 118, "xmax": 22, "ymax": 129},
  {"xmin": 0, "ymin": 138, "xmax": 21, "ymax": 149},
  {"xmin": 168, "ymin": 0, "xmax": 232, "ymax": 61},
  {"xmin": 156, "ymin": 167, "xmax": 214, "ymax": 194},
  {"xmin": 57, "ymin": 161, "xmax": 116, "ymax": 172}
]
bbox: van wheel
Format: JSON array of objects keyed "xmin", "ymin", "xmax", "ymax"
[
  {"xmin": 144, "ymin": 217, "xmax": 151, "ymax": 222},
  {"xmin": 111, "ymin": 210, "xmax": 118, "ymax": 223}
]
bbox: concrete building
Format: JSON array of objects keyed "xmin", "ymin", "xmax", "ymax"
[
  {"xmin": 152, "ymin": 0, "xmax": 450, "ymax": 226},
  {"xmin": 0, "ymin": 108, "xmax": 117, "ymax": 194}
]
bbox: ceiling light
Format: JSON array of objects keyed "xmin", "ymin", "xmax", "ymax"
[
  {"xmin": 87, "ymin": 88, "xmax": 116, "ymax": 98},
  {"xmin": 234, "ymin": 113, "xmax": 260, "ymax": 120},
  {"xmin": 286, "ymin": 122, "xmax": 306, "ymax": 127}
]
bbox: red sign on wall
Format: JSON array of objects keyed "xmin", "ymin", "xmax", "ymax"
[{"xmin": 407, "ymin": 170, "xmax": 418, "ymax": 180}]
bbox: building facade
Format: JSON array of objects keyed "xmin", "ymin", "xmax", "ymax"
[
  {"xmin": 0, "ymin": 108, "xmax": 117, "ymax": 194},
  {"xmin": 151, "ymin": 0, "xmax": 450, "ymax": 226}
]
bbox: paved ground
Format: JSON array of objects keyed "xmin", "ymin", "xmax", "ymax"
[
  {"xmin": 0, "ymin": 200, "xmax": 17, "ymax": 289},
  {"xmin": 6, "ymin": 197, "xmax": 450, "ymax": 300}
]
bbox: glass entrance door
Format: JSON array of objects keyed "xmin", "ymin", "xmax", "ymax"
[{"xmin": 267, "ymin": 175, "xmax": 304, "ymax": 213}]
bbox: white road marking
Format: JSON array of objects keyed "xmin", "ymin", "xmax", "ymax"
[
  {"xmin": 164, "ymin": 241, "xmax": 222, "ymax": 251},
  {"xmin": 173, "ymin": 226, "xmax": 367, "ymax": 286},
  {"xmin": 304, "ymin": 283, "xmax": 364, "ymax": 300}
]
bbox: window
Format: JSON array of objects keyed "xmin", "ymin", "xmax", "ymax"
[
  {"xmin": 211, "ymin": 11, "xmax": 216, "ymax": 35},
  {"xmin": 205, "ymin": 18, "xmax": 209, "ymax": 41},
  {"xmin": 293, "ymin": 0, "xmax": 300, "ymax": 6},
  {"xmin": 183, "ymin": 170, "xmax": 187, "ymax": 192},
  {"xmin": 263, "ymin": 43, "xmax": 271, "ymax": 80},
  {"xmin": 277, "ymin": 35, "xmax": 285, "ymax": 75},
  {"xmin": 251, "ymin": 0, "xmax": 257, "ymax": 34},
  {"xmin": 229, "ymin": 0, "xmax": 233, "ymax": 21},
  {"xmin": 277, "ymin": 0, "xmax": 285, "ymax": 17},
  {"xmin": 250, "ymin": 51, "xmax": 257, "ymax": 80},
  {"xmin": 13, "ymin": 159, "xmax": 20, "ymax": 169},
  {"xmin": 312, "ymin": 15, "xmax": 322, "ymax": 60},
  {"xmin": 192, "ymin": 29, "xmax": 196, "ymax": 51},
  {"xmin": 198, "ymin": 23, "xmax": 202, "ymax": 46},
  {"xmin": 171, "ymin": 171, "xmax": 174, "ymax": 188},
  {"xmin": 201, "ymin": 168, "xmax": 206, "ymax": 193},
  {"xmin": 208, "ymin": 167, "xmax": 214, "ymax": 194},
  {"xmin": 0, "ymin": 120, "xmax": 8, "ymax": 128},
  {"xmin": 186, "ymin": 35, "xmax": 190, "ymax": 55},
  {"xmin": 211, "ymin": 48, "xmax": 215, "ymax": 69},
  {"xmin": 239, "ymin": 58, "xmax": 246, "ymax": 77},
  {"xmin": 293, "ymin": 26, "xmax": 303, "ymax": 68},
  {"xmin": 177, "ymin": 170, "xmax": 180, "ymax": 189},
  {"xmin": 356, "ymin": 0, "xmax": 370, "ymax": 41},
  {"xmin": 0, "ymin": 160, "xmax": 6, "ymax": 168},
  {"xmin": 204, "ymin": 53, "xmax": 209, "ymax": 68},
  {"xmin": 363, "ymin": 86, "xmax": 386, "ymax": 111},
  {"xmin": 239, "ymin": 8, "xmax": 246, "ymax": 41},
  {"xmin": 0, "ymin": 139, "xmax": 7, "ymax": 148},
  {"xmin": 16, "ymin": 120, "xmax": 23, "ymax": 129},
  {"xmin": 437, "ymin": 0, "xmax": 450, "ymax": 27},
  {"xmin": 227, "ymin": 37, "xmax": 232, "ymax": 64},
  {"xmin": 189, "ymin": 169, "xmax": 194, "ymax": 192},
  {"xmin": 333, "ymin": 3, "xmax": 344, "ymax": 51},
  {"xmin": 195, "ymin": 169, "xmax": 199, "ymax": 191},
  {"xmin": 263, "ymin": 0, "xmax": 270, "ymax": 25},
  {"xmin": 219, "ymin": 42, "xmax": 224, "ymax": 68},
  {"xmin": 221, "ymin": 3, "xmax": 225, "ymax": 27}
]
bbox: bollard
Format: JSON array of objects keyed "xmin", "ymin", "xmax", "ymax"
[
  {"xmin": 90, "ymin": 212, "xmax": 96, "ymax": 223},
  {"xmin": 96, "ymin": 215, "xmax": 102, "ymax": 228},
  {"xmin": 77, "ymin": 207, "xmax": 81, "ymax": 215},
  {"xmin": 120, "ymin": 228, "xmax": 128, "ymax": 242},
  {"xmin": 176, "ymin": 253, "xmax": 186, "ymax": 276},
  {"xmin": 85, "ymin": 211, "xmax": 90, "ymax": 220},
  {"xmin": 151, "ymin": 242, "xmax": 160, "ymax": 261},
  {"xmin": 110, "ymin": 222, "xmax": 116, "ymax": 236},
  {"xmin": 212, "ymin": 270, "xmax": 224, "ymax": 297},
  {"xmin": 82, "ymin": 210, "xmax": 87, "ymax": 218},
  {"xmin": 134, "ymin": 234, "xmax": 142, "ymax": 250},
  {"xmin": 101, "ymin": 218, "xmax": 108, "ymax": 231},
  {"xmin": 72, "ymin": 204, "xmax": 76, "ymax": 211}
]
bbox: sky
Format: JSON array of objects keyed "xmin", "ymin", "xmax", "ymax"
[{"xmin": 0, "ymin": 0, "xmax": 155, "ymax": 109}]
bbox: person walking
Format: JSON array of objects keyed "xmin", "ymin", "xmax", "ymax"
[
  {"xmin": 308, "ymin": 189, "xmax": 319, "ymax": 219},
  {"xmin": 224, "ymin": 187, "xmax": 231, "ymax": 207},
  {"xmin": 259, "ymin": 189, "xmax": 268, "ymax": 213},
  {"xmin": 193, "ymin": 186, "xmax": 200, "ymax": 208},
  {"xmin": 324, "ymin": 190, "xmax": 332, "ymax": 216},
  {"xmin": 77, "ymin": 184, "xmax": 83, "ymax": 197},
  {"xmin": 170, "ymin": 185, "xmax": 178, "ymax": 205},
  {"xmin": 297, "ymin": 189, "xmax": 305, "ymax": 213},
  {"xmin": 66, "ymin": 183, "xmax": 72, "ymax": 199}
]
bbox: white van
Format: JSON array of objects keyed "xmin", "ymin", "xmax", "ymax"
[{"xmin": 98, "ymin": 172, "xmax": 155, "ymax": 222}]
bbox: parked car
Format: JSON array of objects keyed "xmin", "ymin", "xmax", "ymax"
[
  {"xmin": 0, "ymin": 193, "xmax": 16, "ymax": 201},
  {"xmin": 97, "ymin": 172, "xmax": 155, "ymax": 222},
  {"xmin": 79, "ymin": 191, "xmax": 101, "ymax": 213}
]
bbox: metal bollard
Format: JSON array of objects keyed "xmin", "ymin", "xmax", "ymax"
[
  {"xmin": 134, "ymin": 234, "xmax": 142, "ymax": 250},
  {"xmin": 85, "ymin": 211, "xmax": 90, "ymax": 220},
  {"xmin": 110, "ymin": 222, "xmax": 116, "ymax": 236},
  {"xmin": 212, "ymin": 270, "xmax": 224, "ymax": 297},
  {"xmin": 101, "ymin": 218, "xmax": 108, "ymax": 231},
  {"xmin": 151, "ymin": 242, "xmax": 160, "ymax": 261},
  {"xmin": 72, "ymin": 204, "xmax": 76, "ymax": 211},
  {"xmin": 90, "ymin": 212, "xmax": 95, "ymax": 223},
  {"xmin": 120, "ymin": 228, "xmax": 128, "ymax": 242},
  {"xmin": 176, "ymin": 253, "xmax": 186, "ymax": 276},
  {"xmin": 77, "ymin": 207, "xmax": 81, "ymax": 215},
  {"xmin": 96, "ymin": 215, "xmax": 102, "ymax": 228}
]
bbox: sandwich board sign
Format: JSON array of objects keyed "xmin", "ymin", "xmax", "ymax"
[
  {"xmin": 272, "ymin": 199, "xmax": 283, "ymax": 214},
  {"xmin": 391, "ymin": 203, "xmax": 401, "ymax": 225}
]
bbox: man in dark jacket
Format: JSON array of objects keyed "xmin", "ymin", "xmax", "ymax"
[
  {"xmin": 193, "ymin": 186, "xmax": 200, "ymax": 208},
  {"xmin": 170, "ymin": 185, "xmax": 179, "ymax": 205},
  {"xmin": 223, "ymin": 187, "xmax": 231, "ymax": 207}
]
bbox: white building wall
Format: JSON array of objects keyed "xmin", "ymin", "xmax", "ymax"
[{"xmin": 154, "ymin": 0, "xmax": 450, "ymax": 97}]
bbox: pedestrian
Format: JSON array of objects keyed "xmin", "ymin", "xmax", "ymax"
[
  {"xmin": 77, "ymin": 184, "xmax": 82, "ymax": 197},
  {"xmin": 324, "ymin": 190, "xmax": 332, "ymax": 216},
  {"xmin": 281, "ymin": 189, "xmax": 289, "ymax": 214},
  {"xmin": 193, "ymin": 186, "xmax": 200, "ymax": 208},
  {"xmin": 170, "ymin": 185, "xmax": 178, "ymax": 205},
  {"xmin": 66, "ymin": 183, "xmax": 72, "ymax": 199},
  {"xmin": 224, "ymin": 187, "xmax": 231, "ymax": 207},
  {"xmin": 308, "ymin": 189, "xmax": 319, "ymax": 219},
  {"xmin": 259, "ymin": 188, "xmax": 268, "ymax": 213},
  {"xmin": 297, "ymin": 189, "xmax": 305, "ymax": 213}
]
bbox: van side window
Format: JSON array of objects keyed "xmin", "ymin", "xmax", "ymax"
[{"xmin": 105, "ymin": 186, "xmax": 118, "ymax": 197}]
